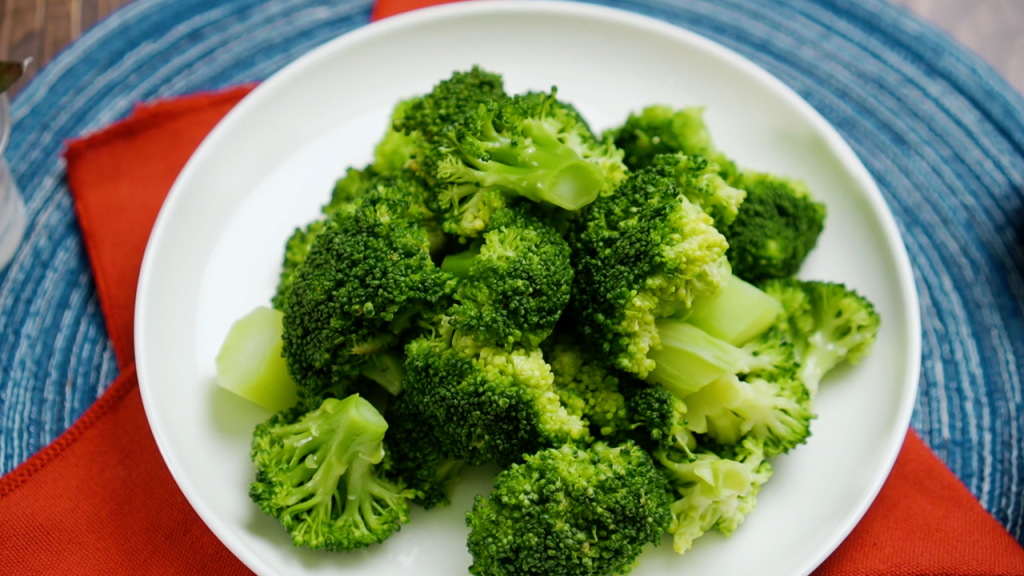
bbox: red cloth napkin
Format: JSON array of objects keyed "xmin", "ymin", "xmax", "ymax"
[{"xmin": 1, "ymin": 5, "xmax": 1024, "ymax": 574}]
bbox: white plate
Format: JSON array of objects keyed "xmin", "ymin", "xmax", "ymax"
[{"xmin": 135, "ymin": 2, "xmax": 921, "ymax": 575}]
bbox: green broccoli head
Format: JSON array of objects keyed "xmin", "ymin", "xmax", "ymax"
[
  {"xmin": 761, "ymin": 279, "xmax": 881, "ymax": 399},
  {"xmin": 619, "ymin": 376, "xmax": 696, "ymax": 456},
  {"xmin": 394, "ymin": 66, "xmax": 508, "ymax": 141},
  {"xmin": 721, "ymin": 171, "xmax": 826, "ymax": 283},
  {"xmin": 544, "ymin": 334, "xmax": 630, "ymax": 440},
  {"xmin": 442, "ymin": 201, "xmax": 573, "ymax": 350},
  {"xmin": 281, "ymin": 172, "xmax": 455, "ymax": 405},
  {"xmin": 466, "ymin": 442, "xmax": 673, "ymax": 576},
  {"xmin": 609, "ymin": 104, "xmax": 737, "ymax": 180},
  {"xmin": 569, "ymin": 161, "xmax": 730, "ymax": 378},
  {"xmin": 249, "ymin": 395, "xmax": 416, "ymax": 551},
  {"xmin": 650, "ymin": 153, "xmax": 746, "ymax": 226},
  {"xmin": 383, "ymin": 391, "xmax": 465, "ymax": 509},
  {"xmin": 656, "ymin": 437, "xmax": 773, "ymax": 554},
  {"xmin": 401, "ymin": 330, "xmax": 587, "ymax": 467}
]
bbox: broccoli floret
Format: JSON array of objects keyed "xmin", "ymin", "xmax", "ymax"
[
  {"xmin": 569, "ymin": 161, "xmax": 730, "ymax": 379},
  {"xmin": 650, "ymin": 153, "xmax": 746, "ymax": 226},
  {"xmin": 656, "ymin": 437, "xmax": 773, "ymax": 554},
  {"xmin": 384, "ymin": 391, "xmax": 465, "ymax": 509},
  {"xmin": 544, "ymin": 335, "xmax": 630, "ymax": 440},
  {"xmin": 721, "ymin": 171, "xmax": 826, "ymax": 283},
  {"xmin": 272, "ymin": 167, "xmax": 378, "ymax": 310},
  {"xmin": 609, "ymin": 105, "xmax": 737, "ymax": 181},
  {"xmin": 761, "ymin": 279, "xmax": 881, "ymax": 399},
  {"xmin": 441, "ymin": 201, "xmax": 573, "ymax": 350},
  {"xmin": 281, "ymin": 172, "xmax": 454, "ymax": 405},
  {"xmin": 398, "ymin": 68, "xmax": 626, "ymax": 217},
  {"xmin": 249, "ymin": 395, "xmax": 416, "ymax": 551},
  {"xmin": 401, "ymin": 328, "xmax": 587, "ymax": 468},
  {"xmin": 619, "ymin": 377, "xmax": 696, "ymax": 455},
  {"xmin": 466, "ymin": 442, "xmax": 673, "ymax": 576}
]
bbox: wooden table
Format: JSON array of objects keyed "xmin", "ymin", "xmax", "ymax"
[{"xmin": 1, "ymin": 0, "xmax": 1023, "ymax": 96}]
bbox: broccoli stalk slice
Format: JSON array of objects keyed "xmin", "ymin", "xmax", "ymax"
[
  {"xmin": 215, "ymin": 306, "xmax": 298, "ymax": 411},
  {"xmin": 683, "ymin": 271, "xmax": 783, "ymax": 346},
  {"xmin": 647, "ymin": 320, "xmax": 750, "ymax": 397},
  {"xmin": 439, "ymin": 118, "xmax": 604, "ymax": 211}
]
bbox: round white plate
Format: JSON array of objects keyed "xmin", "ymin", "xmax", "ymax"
[{"xmin": 135, "ymin": 2, "xmax": 921, "ymax": 575}]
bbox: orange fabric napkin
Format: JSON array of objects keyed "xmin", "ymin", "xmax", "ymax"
[{"xmin": 0, "ymin": 5, "xmax": 1023, "ymax": 573}]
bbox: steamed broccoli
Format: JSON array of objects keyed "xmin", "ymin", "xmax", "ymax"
[
  {"xmin": 656, "ymin": 437, "xmax": 773, "ymax": 554},
  {"xmin": 441, "ymin": 201, "xmax": 573, "ymax": 350},
  {"xmin": 466, "ymin": 442, "xmax": 672, "ymax": 576},
  {"xmin": 609, "ymin": 105, "xmax": 737, "ymax": 181},
  {"xmin": 281, "ymin": 171, "xmax": 454, "ymax": 405},
  {"xmin": 651, "ymin": 153, "xmax": 746, "ymax": 226},
  {"xmin": 249, "ymin": 394, "xmax": 416, "ymax": 551},
  {"xmin": 396, "ymin": 67, "xmax": 626, "ymax": 223},
  {"xmin": 721, "ymin": 171, "xmax": 826, "ymax": 283},
  {"xmin": 400, "ymin": 326, "xmax": 587, "ymax": 468},
  {"xmin": 272, "ymin": 166, "xmax": 377, "ymax": 310},
  {"xmin": 762, "ymin": 279, "xmax": 881, "ymax": 399},
  {"xmin": 544, "ymin": 334, "xmax": 631, "ymax": 440},
  {"xmin": 568, "ymin": 160, "xmax": 731, "ymax": 379}
]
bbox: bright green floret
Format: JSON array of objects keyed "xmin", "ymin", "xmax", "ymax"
[
  {"xmin": 466, "ymin": 442, "xmax": 673, "ymax": 576},
  {"xmin": 400, "ymin": 327, "xmax": 587, "ymax": 468},
  {"xmin": 609, "ymin": 105, "xmax": 738, "ymax": 181},
  {"xmin": 249, "ymin": 395, "xmax": 417, "ymax": 551},
  {"xmin": 280, "ymin": 171, "xmax": 454, "ymax": 405},
  {"xmin": 761, "ymin": 279, "xmax": 881, "ymax": 399},
  {"xmin": 442, "ymin": 201, "xmax": 573, "ymax": 350},
  {"xmin": 650, "ymin": 153, "xmax": 746, "ymax": 226},
  {"xmin": 397, "ymin": 68, "xmax": 626, "ymax": 226},
  {"xmin": 544, "ymin": 334, "xmax": 630, "ymax": 440},
  {"xmin": 721, "ymin": 171, "xmax": 826, "ymax": 283},
  {"xmin": 569, "ymin": 160, "xmax": 730, "ymax": 379},
  {"xmin": 656, "ymin": 437, "xmax": 773, "ymax": 554}
]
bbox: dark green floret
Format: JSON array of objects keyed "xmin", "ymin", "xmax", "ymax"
[
  {"xmin": 249, "ymin": 394, "xmax": 416, "ymax": 551},
  {"xmin": 280, "ymin": 171, "xmax": 454, "ymax": 405},
  {"xmin": 400, "ymin": 328, "xmax": 587, "ymax": 468},
  {"xmin": 761, "ymin": 279, "xmax": 881, "ymax": 399},
  {"xmin": 442, "ymin": 201, "xmax": 574, "ymax": 349},
  {"xmin": 721, "ymin": 171, "xmax": 826, "ymax": 283},
  {"xmin": 568, "ymin": 160, "xmax": 730, "ymax": 379},
  {"xmin": 466, "ymin": 442, "xmax": 673, "ymax": 576},
  {"xmin": 544, "ymin": 333, "xmax": 631, "ymax": 441},
  {"xmin": 609, "ymin": 104, "xmax": 737, "ymax": 181}
]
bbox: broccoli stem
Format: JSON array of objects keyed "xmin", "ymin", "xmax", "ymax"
[
  {"xmin": 440, "ymin": 244, "xmax": 481, "ymax": 278},
  {"xmin": 646, "ymin": 321, "xmax": 749, "ymax": 398},
  {"xmin": 359, "ymin": 351, "xmax": 407, "ymax": 395},
  {"xmin": 683, "ymin": 273, "xmax": 782, "ymax": 346}
]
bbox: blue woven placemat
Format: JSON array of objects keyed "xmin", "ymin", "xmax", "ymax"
[{"xmin": 1, "ymin": 0, "xmax": 1022, "ymax": 543}]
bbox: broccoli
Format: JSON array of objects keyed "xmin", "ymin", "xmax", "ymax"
[
  {"xmin": 609, "ymin": 104, "xmax": 738, "ymax": 181},
  {"xmin": 281, "ymin": 171, "xmax": 454, "ymax": 405},
  {"xmin": 466, "ymin": 442, "xmax": 672, "ymax": 576},
  {"xmin": 762, "ymin": 279, "xmax": 881, "ymax": 399},
  {"xmin": 544, "ymin": 334, "xmax": 631, "ymax": 440},
  {"xmin": 441, "ymin": 201, "xmax": 573, "ymax": 350},
  {"xmin": 650, "ymin": 153, "xmax": 746, "ymax": 226},
  {"xmin": 568, "ymin": 160, "xmax": 731, "ymax": 379},
  {"xmin": 384, "ymin": 391, "xmax": 466, "ymax": 509},
  {"xmin": 619, "ymin": 377, "xmax": 696, "ymax": 455},
  {"xmin": 656, "ymin": 437, "xmax": 773, "ymax": 554},
  {"xmin": 397, "ymin": 67, "xmax": 627, "ymax": 221},
  {"xmin": 272, "ymin": 166, "xmax": 376, "ymax": 310},
  {"xmin": 249, "ymin": 394, "xmax": 416, "ymax": 551},
  {"xmin": 721, "ymin": 171, "xmax": 826, "ymax": 283},
  {"xmin": 400, "ymin": 327, "xmax": 587, "ymax": 468}
]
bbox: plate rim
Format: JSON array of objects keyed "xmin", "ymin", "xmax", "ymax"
[{"xmin": 134, "ymin": 2, "xmax": 922, "ymax": 574}]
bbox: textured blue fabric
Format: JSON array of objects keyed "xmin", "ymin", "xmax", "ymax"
[{"xmin": 1, "ymin": 0, "xmax": 1022, "ymax": 544}]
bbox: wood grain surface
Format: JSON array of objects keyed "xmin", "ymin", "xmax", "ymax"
[{"xmin": 0, "ymin": 0, "xmax": 1021, "ymax": 97}]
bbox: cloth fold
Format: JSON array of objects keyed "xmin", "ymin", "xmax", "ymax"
[{"xmin": 1, "ymin": 6, "xmax": 1023, "ymax": 575}]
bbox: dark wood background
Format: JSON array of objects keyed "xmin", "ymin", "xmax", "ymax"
[{"xmin": 1, "ymin": 0, "xmax": 1022, "ymax": 97}]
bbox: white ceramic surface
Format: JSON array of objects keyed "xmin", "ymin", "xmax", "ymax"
[{"xmin": 135, "ymin": 2, "xmax": 921, "ymax": 575}]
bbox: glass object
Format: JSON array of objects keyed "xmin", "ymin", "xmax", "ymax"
[{"xmin": 0, "ymin": 93, "xmax": 25, "ymax": 270}]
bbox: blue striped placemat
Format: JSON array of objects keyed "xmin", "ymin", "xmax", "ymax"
[{"xmin": 1, "ymin": 0, "xmax": 1021, "ymax": 542}]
